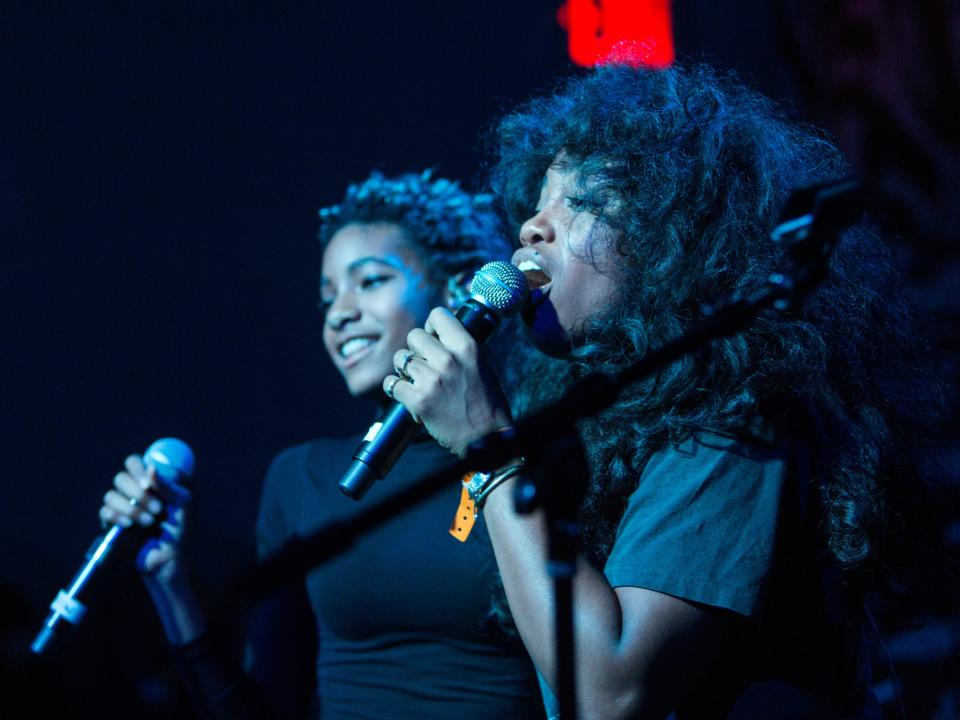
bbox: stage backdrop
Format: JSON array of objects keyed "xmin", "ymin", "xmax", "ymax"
[{"xmin": 7, "ymin": 3, "xmax": 952, "ymax": 718}]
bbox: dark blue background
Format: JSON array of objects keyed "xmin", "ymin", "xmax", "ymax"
[
  {"xmin": 3, "ymin": 2, "xmax": 952, "ymax": 718},
  {"xmin": 2, "ymin": 0, "xmax": 782, "ymax": 612}
]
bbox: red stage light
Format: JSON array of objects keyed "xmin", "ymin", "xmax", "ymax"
[{"xmin": 557, "ymin": 0, "xmax": 674, "ymax": 68}]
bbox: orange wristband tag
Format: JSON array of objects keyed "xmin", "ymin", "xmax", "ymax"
[{"xmin": 449, "ymin": 473, "xmax": 478, "ymax": 542}]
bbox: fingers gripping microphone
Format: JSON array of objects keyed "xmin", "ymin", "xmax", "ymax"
[
  {"xmin": 339, "ymin": 261, "xmax": 527, "ymax": 500},
  {"xmin": 31, "ymin": 438, "xmax": 195, "ymax": 655}
]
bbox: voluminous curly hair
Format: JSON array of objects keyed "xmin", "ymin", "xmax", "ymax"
[
  {"xmin": 317, "ymin": 170, "xmax": 512, "ymax": 287},
  {"xmin": 491, "ymin": 63, "xmax": 946, "ymax": 589}
]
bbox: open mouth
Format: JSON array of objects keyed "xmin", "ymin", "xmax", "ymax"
[
  {"xmin": 517, "ymin": 259, "xmax": 552, "ymax": 293},
  {"xmin": 338, "ymin": 336, "xmax": 378, "ymax": 364}
]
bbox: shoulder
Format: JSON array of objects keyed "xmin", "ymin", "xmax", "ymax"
[
  {"xmin": 632, "ymin": 431, "xmax": 795, "ymax": 517},
  {"xmin": 256, "ymin": 435, "xmax": 362, "ymax": 557},
  {"xmin": 642, "ymin": 431, "xmax": 791, "ymax": 481},
  {"xmin": 264, "ymin": 435, "xmax": 362, "ymax": 492},
  {"xmin": 606, "ymin": 431, "xmax": 800, "ymax": 616},
  {"xmin": 632, "ymin": 429, "xmax": 797, "ymax": 521}
]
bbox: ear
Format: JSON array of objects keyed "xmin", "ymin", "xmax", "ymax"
[{"xmin": 443, "ymin": 271, "xmax": 472, "ymax": 310}]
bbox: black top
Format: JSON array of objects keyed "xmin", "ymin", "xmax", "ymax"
[
  {"xmin": 254, "ymin": 433, "xmax": 544, "ymax": 719},
  {"xmin": 604, "ymin": 432, "xmax": 879, "ymax": 719}
]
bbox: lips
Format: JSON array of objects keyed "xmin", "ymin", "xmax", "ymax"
[{"xmin": 515, "ymin": 258, "xmax": 553, "ymax": 293}]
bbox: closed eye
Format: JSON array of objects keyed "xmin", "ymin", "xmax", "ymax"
[{"xmin": 359, "ymin": 274, "xmax": 392, "ymax": 290}]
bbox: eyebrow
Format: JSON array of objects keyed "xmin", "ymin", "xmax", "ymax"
[{"xmin": 346, "ymin": 255, "xmax": 405, "ymax": 273}]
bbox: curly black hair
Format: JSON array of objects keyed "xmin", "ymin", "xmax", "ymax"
[
  {"xmin": 490, "ymin": 63, "xmax": 947, "ymax": 591},
  {"xmin": 318, "ymin": 170, "xmax": 512, "ymax": 291}
]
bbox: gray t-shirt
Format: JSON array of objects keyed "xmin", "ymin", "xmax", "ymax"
[
  {"xmin": 601, "ymin": 432, "xmax": 878, "ymax": 719},
  {"xmin": 605, "ymin": 433, "xmax": 786, "ymax": 615}
]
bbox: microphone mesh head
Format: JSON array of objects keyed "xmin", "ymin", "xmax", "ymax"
[
  {"xmin": 144, "ymin": 437, "xmax": 196, "ymax": 485},
  {"xmin": 469, "ymin": 261, "xmax": 528, "ymax": 317}
]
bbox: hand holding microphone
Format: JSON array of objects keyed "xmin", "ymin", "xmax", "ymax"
[
  {"xmin": 339, "ymin": 261, "xmax": 527, "ymax": 500},
  {"xmin": 385, "ymin": 306, "xmax": 516, "ymax": 456},
  {"xmin": 99, "ymin": 445, "xmax": 193, "ymax": 578},
  {"xmin": 32, "ymin": 438, "xmax": 195, "ymax": 654}
]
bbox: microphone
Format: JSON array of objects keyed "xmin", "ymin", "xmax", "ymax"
[
  {"xmin": 339, "ymin": 261, "xmax": 527, "ymax": 500},
  {"xmin": 31, "ymin": 437, "xmax": 195, "ymax": 655}
]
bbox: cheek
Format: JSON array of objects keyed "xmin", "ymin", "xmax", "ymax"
[
  {"xmin": 561, "ymin": 225, "xmax": 623, "ymax": 317},
  {"xmin": 321, "ymin": 325, "xmax": 337, "ymax": 357},
  {"xmin": 551, "ymin": 267, "xmax": 622, "ymax": 343},
  {"xmin": 399, "ymin": 281, "xmax": 438, "ymax": 323},
  {"xmin": 380, "ymin": 286, "xmax": 437, "ymax": 345},
  {"xmin": 380, "ymin": 305, "xmax": 423, "ymax": 350},
  {"xmin": 578, "ymin": 274, "xmax": 620, "ymax": 318}
]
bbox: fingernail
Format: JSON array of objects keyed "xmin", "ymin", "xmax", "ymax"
[
  {"xmin": 147, "ymin": 499, "xmax": 162, "ymax": 514},
  {"xmin": 138, "ymin": 513, "xmax": 154, "ymax": 526},
  {"xmin": 118, "ymin": 516, "xmax": 133, "ymax": 528}
]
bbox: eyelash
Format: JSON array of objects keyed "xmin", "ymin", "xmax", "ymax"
[
  {"xmin": 318, "ymin": 274, "xmax": 393, "ymax": 313},
  {"xmin": 360, "ymin": 274, "xmax": 391, "ymax": 290},
  {"xmin": 566, "ymin": 196, "xmax": 587, "ymax": 210}
]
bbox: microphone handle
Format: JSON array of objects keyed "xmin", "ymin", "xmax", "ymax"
[
  {"xmin": 338, "ymin": 298, "xmax": 501, "ymax": 500},
  {"xmin": 31, "ymin": 525, "xmax": 126, "ymax": 655},
  {"xmin": 338, "ymin": 403, "xmax": 421, "ymax": 499}
]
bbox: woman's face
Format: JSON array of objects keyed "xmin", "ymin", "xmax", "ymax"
[
  {"xmin": 511, "ymin": 162, "xmax": 625, "ymax": 356},
  {"xmin": 321, "ymin": 222, "xmax": 441, "ymax": 397}
]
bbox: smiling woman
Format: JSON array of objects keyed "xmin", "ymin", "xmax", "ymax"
[
  {"xmin": 97, "ymin": 170, "xmax": 546, "ymax": 720},
  {"xmin": 320, "ymin": 222, "xmax": 441, "ymax": 397}
]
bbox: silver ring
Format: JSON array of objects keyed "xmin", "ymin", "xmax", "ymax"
[
  {"xmin": 128, "ymin": 497, "xmax": 141, "ymax": 508},
  {"xmin": 397, "ymin": 351, "xmax": 422, "ymax": 378},
  {"xmin": 384, "ymin": 375, "xmax": 402, "ymax": 399}
]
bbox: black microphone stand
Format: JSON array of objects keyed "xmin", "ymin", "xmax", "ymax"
[
  {"xmin": 509, "ymin": 431, "xmax": 587, "ymax": 720},
  {"xmin": 241, "ymin": 178, "xmax": 863, "ymax": 720}
]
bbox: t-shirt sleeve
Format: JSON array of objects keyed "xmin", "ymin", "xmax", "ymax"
[{"xmin": 603, "ymin": 434, "xmax": 789, "ymax": 617}]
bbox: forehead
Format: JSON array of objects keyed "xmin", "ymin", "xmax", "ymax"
[
  {"xmin": 536, "ymin": 161, "xmax": 582, "ymax": 199},
  {"xmin": 321, "ymin": 222, "xmax": 423, "ymax": 277}
]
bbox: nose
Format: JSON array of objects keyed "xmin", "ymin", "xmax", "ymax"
[
  {"xmin": 325, "ymin": 290, "xmax": 360, "ymax": 331},
  {"xmin": 519, "ymin": 209, "xmax": 554, "ymax": 247}
]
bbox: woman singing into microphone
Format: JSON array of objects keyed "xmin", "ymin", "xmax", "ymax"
[
  {"xmin": 386, "ymin": 64, "xmax": 945, "ymax": 719},
  {"xmin": 99, "ymin": 170, "xmax": 545, "ymax": 719}
]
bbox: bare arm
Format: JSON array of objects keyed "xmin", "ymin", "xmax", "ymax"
[
  {"xmin": 100, "ymin": 455, "xmax": 208, "ymax": 646},
  {"xmin": 388, "ymin": 307, "xmax": 738, "ymax": 719},
  {"xmin": 483, "ymin": 476, "xmax": 735, "ymax": 720}
]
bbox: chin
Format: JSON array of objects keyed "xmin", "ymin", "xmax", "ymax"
[
  {"xmin": 346, "ymin": 377, "xmax": 385, "ymax": 399},
  {"xmin": 337, "ymin": 352, "xmax": 395, "ymax": 398},
  {"xmin": 336, "ymin": 366, "xmax": 377, "ymax": 397}
]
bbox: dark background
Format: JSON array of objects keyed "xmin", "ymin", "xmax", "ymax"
[{"xmin": 2, "ymin": 2, "xmax": 956, "ymax": 717}]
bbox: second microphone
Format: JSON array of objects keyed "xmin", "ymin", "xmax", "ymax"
[{"xmin": 338, "ymin": 260, "xmax": 527, "ymax": 500}]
